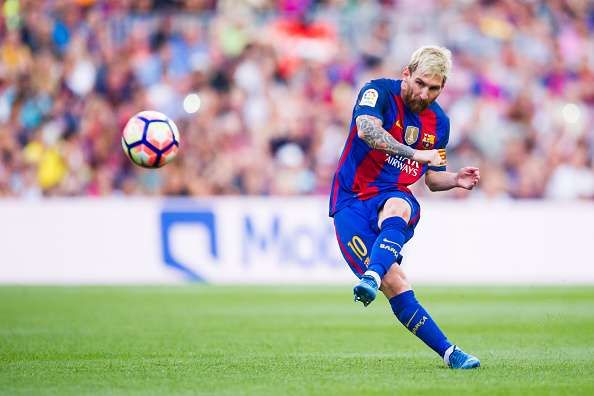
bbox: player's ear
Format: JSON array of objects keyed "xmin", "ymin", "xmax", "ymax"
[{"xmin": 402, "ymin": 67, "xmax": 411, "ymax": 79}]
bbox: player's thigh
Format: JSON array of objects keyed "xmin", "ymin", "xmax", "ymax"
[
  {"xmin": 333, "ymin": 205, "xmax": 377, "ymax": 279},
  {"xmin": 377, "ymin": 197, "xmax": 412, "ymax": 228}
]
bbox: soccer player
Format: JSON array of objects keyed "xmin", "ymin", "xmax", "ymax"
[{"xmin": 330, "ymin": 46, "xmax": 481, "ymax": 369}]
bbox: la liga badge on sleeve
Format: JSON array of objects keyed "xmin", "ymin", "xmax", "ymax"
[{"xmin": 359, "ymin": 89, "xmax": 379, "ymax": 107}]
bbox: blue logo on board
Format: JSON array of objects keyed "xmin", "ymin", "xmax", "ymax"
[{"xmin": 160, "ymin": 210, "xmax": 217, "ymax": 281}]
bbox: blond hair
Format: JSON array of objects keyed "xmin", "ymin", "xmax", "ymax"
[{"xmin": 408, "ymin": 45, "xmax": 452, "ymax": 84}]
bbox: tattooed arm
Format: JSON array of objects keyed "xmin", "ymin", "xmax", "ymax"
[
  {"xmin": 356, "ymin": 115, "xmax": 415, "ymax": 157},
  {"xmin": 355, "ymin": 115, "xmax": 445, "ymax": 166}
]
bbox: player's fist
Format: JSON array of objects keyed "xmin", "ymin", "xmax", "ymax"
[
  {"xmin": 456, "ymin": 167, "xmax": 480, "ymax": 190},
  {"xmin": 413, "ymin": 149, "xmax": 447, "ymax": 167}
]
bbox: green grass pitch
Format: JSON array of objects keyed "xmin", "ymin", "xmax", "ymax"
[{"xmin": 1, "ymin": 286, "xmax": 593, "ymax": 395}]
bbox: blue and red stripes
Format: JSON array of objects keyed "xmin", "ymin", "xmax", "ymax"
[
  {"xmin": 393, "ymin": 95, "xmax": 406, "ymax": 142},
  {"xmin": 351, "ymin": 149, "xmax": 386, "ymax": 201},
  {"xmin": 417, "ymin": 108, "xmax": 437, "ymax": 150},
  {"xmin": 330, "ymin": 124, "xmax": 358, "ymax": 213}
]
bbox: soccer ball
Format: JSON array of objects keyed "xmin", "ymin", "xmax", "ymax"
[{"xmin": 121, "ymin": 110, "xmax": 180, "ymax": 168}]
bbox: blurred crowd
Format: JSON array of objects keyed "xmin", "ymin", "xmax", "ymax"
[{"xmin": 1, "ymin": 0, "xmax": 593, "ymax": 199}]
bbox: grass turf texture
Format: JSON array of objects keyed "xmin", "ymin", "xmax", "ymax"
[{"xmin": 1, "ymin": 286, "xmax": 593, "ymax": 395}]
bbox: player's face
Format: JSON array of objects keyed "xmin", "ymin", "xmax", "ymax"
[{"xmin": 401, "ymin": 68, "xmax": 444, "ymax": 113}]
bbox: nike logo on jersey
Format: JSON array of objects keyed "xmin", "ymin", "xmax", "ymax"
[{"xmin": 395, "ymin": 119, "xmax": 402, "ymax": 129}]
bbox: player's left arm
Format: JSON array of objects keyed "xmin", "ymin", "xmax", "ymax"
[
  {"xmin": 425, "ymin": 167, "xmax": 480, "ymax": 191},
  {"xmin": 424, "ymin": 115, "xmax": 480, "ymax": 191}
]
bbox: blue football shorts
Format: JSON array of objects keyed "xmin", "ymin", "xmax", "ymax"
[{"xmin": 333, "ymin": 190, "xmax": 421, "ymax": 278}]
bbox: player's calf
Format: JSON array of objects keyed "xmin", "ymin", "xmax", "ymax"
[
  {"xmin": 379, "ymin": 262, "xmax": 411, "ymax": 298},
  {"xmin": 389, "ymin": 289, "xmax": 453, "ymax": 359},
  {"xmin": 381, "ymin": 265, "xmax": 454, "ymax": 360},
  {"xmin": 366, "ymin": 216, "xmax": 408, "ymax": 281},
  {"xmin": 365, "ymin": 198, "xmax": 412, "ymax": 282},
  {"xmin": 355, "ymin": 236, "xmax": 409, "ymax": 307}
]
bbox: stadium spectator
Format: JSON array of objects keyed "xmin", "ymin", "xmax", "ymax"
[{"xmin": 0, "ymin": 0, "xmax": 593, "ymax": 199}]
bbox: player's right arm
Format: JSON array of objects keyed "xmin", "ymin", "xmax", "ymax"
[{"xmin": 355, "ymin": 115, "xmax": 445, "ymax": 166}]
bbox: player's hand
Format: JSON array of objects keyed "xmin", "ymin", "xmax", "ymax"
[
  {"xmin": 413, "ymin": 149, "xmax": 447, "ymax": 167},
  {"xmin": 456, "ymin": 167, "xmax": 480, "ymax": 190}
]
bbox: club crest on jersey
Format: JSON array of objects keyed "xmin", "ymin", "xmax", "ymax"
[
  {"xmin": 405, "ymin": 126, "xmax": 419, "ymax": 145},
  {"xmin": 359, "ymin": 89, "xmax": 378, "ymax": 107},
  {"xmin": 422, "ymin": 133, "xmax": 435, "ymax": 148}
]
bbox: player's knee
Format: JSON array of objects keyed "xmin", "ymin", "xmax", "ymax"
[
  {"xmin": 379, "ymin": 198, "xmax": 411, "ymax": 225},
  {"xmin": 380, "ymin": 265, "xmax": 411, "ymax": 298}
]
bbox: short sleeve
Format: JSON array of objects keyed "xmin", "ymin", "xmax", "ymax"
[
  {"xmin": 353, "ymin": 81, "xmax": 389, "ymax": 122},
  {"xmin": 428, "ymin": 116, "xmax": 450, "ymax": 172}
]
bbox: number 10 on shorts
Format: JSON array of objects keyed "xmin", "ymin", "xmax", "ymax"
[{"xmin": 347, "ymin": 235, "xmax": 367, "ymax": 261}]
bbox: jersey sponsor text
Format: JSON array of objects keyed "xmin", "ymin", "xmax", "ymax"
[{"xmin": 385, "ymin": 154, "xmax": 420, "ymax": 176}]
